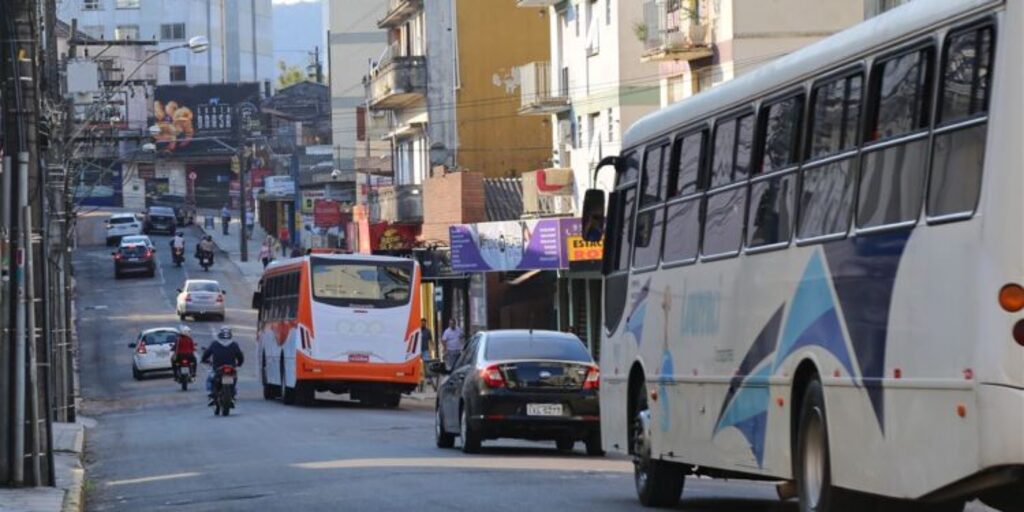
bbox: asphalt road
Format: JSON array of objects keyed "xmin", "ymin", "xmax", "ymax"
[{"xmin": 73, "ymin": 224, "xmax": 994, "ymax": 512}]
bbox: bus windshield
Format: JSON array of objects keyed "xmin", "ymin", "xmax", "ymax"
[{"xmin": 311, "ymin": 258, "xmax": 413, "ymax": 308}]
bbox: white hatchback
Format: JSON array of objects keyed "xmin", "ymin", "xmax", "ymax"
[
  {"xmin": 176, "ymin": 279, "xmax": 226, "ymax": 321},
  {"xmin": 130, "ymin": 327, "xmax": 180, "ymax": 380},
  {"xmin": 106, "ymin": 213, "xmax": 143, "ymax": 246}
]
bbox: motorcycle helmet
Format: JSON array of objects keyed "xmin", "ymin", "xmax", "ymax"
[{"xmin": 217, "ymin": 327, "xmax": 233, "ymax": 340}]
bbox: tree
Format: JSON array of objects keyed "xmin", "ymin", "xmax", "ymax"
[{"xmin": 277, "ymin": 60, "xmax": 306, "ymax": 89}]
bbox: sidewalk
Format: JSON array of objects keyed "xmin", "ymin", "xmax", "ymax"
[
  {"xmin": 0, "ymin": 421, "xmax": 86, "ymax": 512},
  {"xmin": 194, "ymin": 212, "xmax": 266, "ymax": 290}
]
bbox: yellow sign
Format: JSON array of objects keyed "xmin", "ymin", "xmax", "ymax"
[
  {"xmin": 567, "ymin": 235, "xmax": 603, "ymax": 262},
  {"xmin": 230, "ymin": 156, "xmax": 240, "ymax": 174}
]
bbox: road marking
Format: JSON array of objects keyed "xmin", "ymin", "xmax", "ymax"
[
  {"xmin": 85, "ymin": 305, "xmax": 109, "ymax": 311},
  {"xmin": 292, "ymin": 457, "xmax": 631, "ymax": 473},
  {"xmin": 106, "ymin": 472, "xmax": 202, "ymax": 487}
]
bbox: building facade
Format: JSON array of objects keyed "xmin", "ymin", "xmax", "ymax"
[{"xmin": 57, "ymin": 0, "xmax": 274, "ymax": 85}]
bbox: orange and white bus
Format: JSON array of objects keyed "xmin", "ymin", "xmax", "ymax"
[{"xmin": 252, "ymin": 252, "xmax": 422, "ymax": 407}]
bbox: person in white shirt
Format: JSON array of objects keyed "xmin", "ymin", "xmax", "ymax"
[{"xmin": 441, "ymin": 320, "xmax": 463, "ymax": 370}]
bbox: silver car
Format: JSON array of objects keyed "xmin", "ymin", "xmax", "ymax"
[{"xmin": 176, "ymin": 279, "xmax": 226, "ymax": 321}]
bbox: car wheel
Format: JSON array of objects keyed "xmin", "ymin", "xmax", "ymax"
[
  {"xmin": 147, "ymin": 268, "xmax": 155, "ymax": 278},
  {"xmin": 435, "ymin": 405, "xmax": 455, "ymax": 448},
  {"xmin": 555, "ymin": 437, "xmax": 575, "ymax": 452},
  {"xmin": 132, "ymin": 365, "xmax": 142, "ymax": 381},
  {"xmin": 633, "ymin": 381, "xmax": 684, "ymax": 507},
  {"xmin": 585, "ymin": 430, "xmax": 605, "ymax": 457},
  {"xmin": 460, "ymin": 404, "xmax": 481, "ymax": 454}
]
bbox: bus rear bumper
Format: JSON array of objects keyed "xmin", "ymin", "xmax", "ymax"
[{"xmin": 296, "ymin": 352, "xmax": 422, "ymax": 387}]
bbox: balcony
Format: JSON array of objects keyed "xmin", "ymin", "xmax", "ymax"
[
  {"xmin": 367, "ymin": 44, "xmax": 427, "ymax": 110},
  {"xmin": 369, "ymin": 184, "xmax": 423, "ymax": 223},
  {"xmin": 378, "ymin": 0, "xmax": 423, "ymax": 29},
  {"xmin": 515, "ymin": 0, "xmax": 561, "ymax": 7},
  {"xmin": 518, "ymin": 62, "xmax": 569, "ymax": 116},
  {"xmin": 641, "ymin": 0, "xmax": 714, "ymax": 63}
]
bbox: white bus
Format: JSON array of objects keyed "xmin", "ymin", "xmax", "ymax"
[
  {"xmin": 580, "ymin": 1, "xmax": 1022, "ymax": 510},
  {"xmin": 254, "ymin": 252, "xmax": 423, "ymax": 408}
]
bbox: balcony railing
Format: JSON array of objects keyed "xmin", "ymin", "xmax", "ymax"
[
  {"xmin": 367, "ymin": 42, "xmax": 427, "ymax": 110},
  {"xmin": 378, "ymin": 0, "xmax": 423, "ymax": 29},
  {"xmin": 641, "ymin": 0, "xmax": 713, "ymax": 62},
  {"xmin": 515, "ymin": 0, "xmax": 561, "ymax": 7},
  {"xmin": 518, "ymin": 61, "xmax": 569, "ymax": 116},
  {"xmin": 369, "ymin": 184, "xmax": 423, "ymax": 223}
]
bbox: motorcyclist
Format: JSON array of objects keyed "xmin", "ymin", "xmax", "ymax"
[
  {"xmin": 171, "ymin": 325, "xmax": 197, "ymax": 379},
  {"xmin": 196, "ymin": 236, "xmax": 216, "ymax": 264},
  {"xmin": 170, "ymin": 232, "xmax": 186, "ymax": 262},
  {"xmin": 201, "ymin": 326, "xmax": 244, "ymax": 404}
]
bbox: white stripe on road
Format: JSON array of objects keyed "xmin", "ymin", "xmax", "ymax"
[
  {"xmin": 292, "ymin": 457, "xmax": 631, "ymax": 473},
  {"xmin": 106, "ymin": 472, "xmax": 202, "ymax": 487}
]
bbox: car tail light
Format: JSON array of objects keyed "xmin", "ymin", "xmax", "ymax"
[
  {"xmin": 216, "ymin": 294, "xmax": 224, "ymax": 303},
  {"xmin": 144, "ymin": 249, "xmax": 153, "ymax": 258},
  {"xmin": 185, "ymin": 293, "xmax": 192, "ymax": 302},
  {"xmin": 480, "ymin": 364, "xmax": 506, "ymax": 388},
  {"xmin": 136, "ymin": 341, "xmax": 147, "ymax": 354},
  {"xmin": 113, "ymin": 253, "xmax": 122, "ymax": 261},
  {"xmin": 583, "ymin": 365, "xmax": 600, "ymax": 390}
]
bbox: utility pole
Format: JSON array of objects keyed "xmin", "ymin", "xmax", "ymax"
[{"xmin": 239, "ymin": 144, "xmax": 249, "ymax": 262}]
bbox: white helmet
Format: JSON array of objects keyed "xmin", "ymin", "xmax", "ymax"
[{"xmin": 179, "ymin": 325, "xmax": 191, "ymax": 336}]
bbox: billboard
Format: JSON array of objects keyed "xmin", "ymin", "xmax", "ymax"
[
  {"xmin": 150, "ymin": 83, "xmax": 261, "ymax": 155},
  {"xmin": 450, "ymin": 218, "xmax": 585, "ymax": 272}
]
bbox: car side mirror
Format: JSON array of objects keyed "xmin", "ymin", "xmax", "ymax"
[
  {"xmin": 581, "ymin": 189, "xmax": 606, "ymax": 243},
  {"xmin": 222, "ymin": 290, "xmax": 227, "ymax": 295},
  {"xmin": 176, "ymin": 288, "xmax": 182, "ymax": 293},
  {"xmin": 111, "ymin": 252, "xmax": 117, "ymax": 256},
  {"xmin": 428, "ymin": 361, "xmax": 449, "ymax": 375},
  {"xmin": 128, "ymin": 342, "xmax": 137, "ymax": 348}
]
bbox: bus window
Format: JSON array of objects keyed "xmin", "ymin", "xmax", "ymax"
[
  {"xmin": 747, "ymin": 174, "xmax": 795, "ymax": 248},
  {"xmin": 663, "ymin": 131, "xmax": 705, "ymax": 264},
  {"xmin": 710, "ymin": 114, "xmax": 754, "ymax": 187},
  {"xmin": 859, "ymin": 47, "xmax": 933, "ymax": 228},
  {"xmin": 809, "ymin": 75, "xmax": 861, "ymax": 159},
  {"xmin": 311, "ymin": 258, "xmax": 413, "ymax": 308},
  {"xmin": 929, "ymin": 25, "xmax": 993, "ymax": 218},
  {"xmin": 703, "ymin": 113, "xmax": 752, "ymax": 257},
  {"xmin": 614, "ymin": 188, "xmax": 637, "ymax": 271},
  {"xmin": 703, "ymin": 186, "xmax": 745, "ymax": 256},
  {"xmin": 760, "ymin": 96, "xmax": 804, "ymax": 173},
  {"xmin": 669, "ymin": 131, "xmax": 704, "ymax": 198},
  {"xmin": 639, "ymin": 143, "xmax": 667, "ymax": 206},
  {"xmin": 634, "ymin": 143, "xmax": 670, "ymax": 269}
]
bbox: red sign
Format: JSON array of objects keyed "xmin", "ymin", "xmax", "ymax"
[
  {"xmin": 369, "ymin": 223, "xmax": 420, "ymax": 251},
  {"xmin": 313, "ymin": 199, "xmax": 342, "ymax": 228},
  {"xmin": 249, "ymin": 168, "xmax": 271, "ymax": 188}
]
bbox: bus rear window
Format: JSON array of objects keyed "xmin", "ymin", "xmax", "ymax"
[{"xmin": 311, "ymin": 258, "xmax": 413, "ymax": 308}]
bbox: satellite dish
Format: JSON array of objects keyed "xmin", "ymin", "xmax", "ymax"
[{"xmin": 429, "ymin": 142, "xmax": 449, "ymax": 167}]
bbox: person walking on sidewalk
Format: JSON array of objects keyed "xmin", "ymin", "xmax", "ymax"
[
  {"xmin": 220, "ymin": 204, "xmax": 231, "ymax": 235},
  {"xmin": 278, "ymin": 226, "xmax": 290, "ymax": 257},
  {"xmin": 259, "ymin": 236, "xmax": 273, "ymax": 268},
  {"xmin": 245, "ymin": 210, "xmax": 254, "ymax": 240},
  {"xmin": 414, "ymin": 319, "xmax": 435, "ymax": 392},
  {"xmin": 441, "ymin": 320, "xmax": 463, "ymax": 371}
]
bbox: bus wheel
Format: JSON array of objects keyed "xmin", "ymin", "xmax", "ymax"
[
  {"xmin": 796, "ymin": 379, "xmax": 850, "ymax": 512},
  {"xmin": 633, "ymin": 383, "xmax": 683, "ymax": 507},
  {"xmin": 382, "ymin": 392, "xmax": 401, "ymax": 408}
]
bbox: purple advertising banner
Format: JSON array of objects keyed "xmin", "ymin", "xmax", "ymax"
[{"xmin": 450, "ymin": 218, "xmax": 582, "ymax": 272}]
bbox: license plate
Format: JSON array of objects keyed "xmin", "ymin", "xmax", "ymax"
[
  {"xmin": 220, "ymin": 375, "xmax": 235, "ymax": 386},
  {"xmin": 348, "ymin": 353, "xmax": 369, "ymax": 363},
  {"xmin": 526, "ymin": 403, "xmax": 563, "ymax": 416}
]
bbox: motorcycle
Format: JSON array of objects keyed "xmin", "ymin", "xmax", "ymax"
[
  {"xmin": 171, "ymin": 246, "xmax": 185, "ymax": 267},
  {"xmin": 211, "ymin": 364, "xmax": 237, "ymax": 416},
  {"xmin": 174, "ymin": 357, "xmax": 194, "ymax": 391},
  {"xmin": 198, "ymin": 251, "xmax": 213, "ymax": 271}
]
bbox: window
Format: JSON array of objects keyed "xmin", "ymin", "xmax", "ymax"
[
  {"xmin": 115, "ymin": 25, "xmax": 139, "ymax": 41},
  {"xmin": 669, "ymin": 131, "xmax": 704, "ymax": 198},
  {"xmin": 609, "ymin": 152, "xmax": 639, "ymax": 273},
  {"xmin": 747, "ymin": 174, "xmax": 796, "ymax": 248},
  {"xmin": 809, "ymin": 75, "xmax": 862, "ymax": 159},
  {"xmin": 710, "ymin": 114, "xmax": 754, "ymax": 187},
  {"xmin": 663, "ymin": 130, "xmax": 704, "ymax": 264},
  {"xmin": 576, "ymin": 115, "xmax": 583, "ymax": 148},
  {"xmin": 575, "ymin": 4, "xmax": 580, "ymax": 37},
  {"xmin": 82, "ymin": 25, "xmax": 104, "ymax": 40},
  {"xmin": 798, "ymin": 160, "xmax": 856, "ymax": 239},
  {"xmin": 485, "ymin": 334, "xmax": 592, "ymax": 362},
  {"xmin": 759, "ymin": 96, "xmax": 803, "ymax": 173},
  {"xmin": 859, "ymin": 47, "xmax": 934, "ymax": 229},
  {"xmin": 83, "ymin": 0, "xmax": 101, "ymax": 11},
  {"xmin": 634, "ymin": 143, "xmax": 670, "ymax": 268},
  {"xmin": 587, "ymin": 112, "xmax": 600, "ymax": 148},
  {"xmin": 161, "ymin": 23, "xmax": 186, "ymax": 41},
  {"xmin": 702, "ymin": 113, "xmax": 752, "ymax": 257},
  {"xmin": 929, "ymin": 25, "xmax": 994, "ymax": 218},
  {"xmin": 606, "ymin": 0, "xmax": 611, "ymax": 25},
  {"xmin": 116, "ymin": 0, "xmax": 139, "ymax": 8},
  {"xmin": 311, "ymin": 259, "xmax": 413, "ymax": 307},
  {"xmin": 587, "ymin": 0, "xmax": 600, "ymax": 55},
  {"xmin": 169, "ymin": 65, "xmax": 187, "ymax": 83},
  {"xmin": 615, "ymin": 188, "xmax": 637, "ymax": 271},
  {"xmin": 703, "ymin": 187, "xmax": 745, "ymax": 256},
  {"xmin": 607, "ymin": 108, "xmax": 614, "ymax": 142}
]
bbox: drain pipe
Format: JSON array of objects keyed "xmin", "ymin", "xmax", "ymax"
[{"xmin": 12, "ymin": 151, "xmax": 28, "ymax": 485}]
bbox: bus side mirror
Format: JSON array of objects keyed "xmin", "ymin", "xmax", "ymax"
[
  {"xmin": 581, "ymin": 189, "xmax": 606, "ymax": 243},
  {"xmin": 251, "ymin": 291, "xmax": 262, "ymax": 310}
]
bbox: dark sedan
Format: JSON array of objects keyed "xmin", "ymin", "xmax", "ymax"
[
  {"xmin": 433, "ymin": 329, "xmax": 602, "ymax": 455},
  {"xmin": 150, "ymin": 194, "xmax": 195, "ymax": 226},
  {"xmin": 144, "ymin": 206, "xmax": 177, "ymax": 235}
]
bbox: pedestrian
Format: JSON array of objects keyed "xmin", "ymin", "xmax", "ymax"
[
  {"xmin": 271, "ymin": 237, "xmax": 282, "ymax": 258},
  {"xmin": 220, "ymin": 204, "xmax": 231, "ymax": 235},
  {"xmin": 259, "ymin": 236, "xmax": 273, "ymax": 268},
  {"xmin": 441, "ymin": 319, "xmax": 463, "ymax": 371},
  {"xmin": 414, "ymin": 318, "xmax": 435, "ymax": 392},
  {"xmin": 278, "ymin": 226, "xmax": 290, "ymax": 256},
  {"xmin": 245, "ymin": 210, "xmax": 254, "ymax": 240}
]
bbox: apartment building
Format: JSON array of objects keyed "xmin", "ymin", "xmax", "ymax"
[{"xmin": 57, "ymin": 0, "xmax": 273, "ymax": 84}]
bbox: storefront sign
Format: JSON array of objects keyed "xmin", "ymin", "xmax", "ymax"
[
  {"xmin": 450, "ymin": 218, "xmax": 580, "ymax": 272},
  {"xmin": 566, "ymin": 235, "xmax": 604, "ymax": 272},
  {"xmin": 313, "ymin": 199, "xmax": 342, "ymax": 227},
  {"xmin": 302, "ymin": 189, "xmax": 326, "ymax": 213},
  {"xmin": 370, "ymin": 223, "xmax": 419, "ymax": 251},
  {"xmin": 263, "ymin": 175, "xmax": 295, "ymax": 198}
]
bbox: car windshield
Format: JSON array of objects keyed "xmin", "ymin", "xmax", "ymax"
[
  {"xmin": 149, "ymin": 208, "xmax": 175, "ymax": 216},
  {"xmin": 311, "ymin": 258, "xmax": 412, "ymax": 308},
  {"xmin": 120, "ymin": 245, "xmax": 148, "ymax": 257},
  {"xmin": 485, "ymin": 335, "xmax": 593, "ymax": 362},
  {"xmin": 187, "ymin": 281, "xmax": 220, "ymax": 292},
  {"xmin": 121, "ymin": 236, "xmax": 148, "ymax": 245},
  {"xmin": 142, "ymin": 331, "xmax": 178, "ymax": 345},
  {"xmin": 109, "ymin": 217, "xmax": 134, "ymax": 225}
]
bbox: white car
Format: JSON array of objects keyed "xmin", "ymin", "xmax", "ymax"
[
  {"xmin": 176, "ymin": 279, "xmax": 226, "ymax": 321},
  {"xmin": 106, "ymin": 213, "xmax": 143, "ymax": 246},
  {"xmin": 119, "ymin": 235, "xmax": 154, "ymax": 250},
  {"xmin": 130, "ymin": 327, "xmax": 180, "ymax": 380}
]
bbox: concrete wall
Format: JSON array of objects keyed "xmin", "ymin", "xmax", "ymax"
[
  {"xmin": 326, "ymin": 0, "xmax": 388, "ymax": 169},
  {"xmin": 424, "ymin": 0, "xmax": 458, "ymax": 169},
  {"xmin": 452, "ymin": 0, "xmax": 551, "ymax": 178}
]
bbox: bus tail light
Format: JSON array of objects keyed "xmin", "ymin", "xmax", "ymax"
[
  {"xmin": 1013, "ymin": 320, "xmax": 1024, "ymax": 347},
  {"xmin": 481, "ymin": 365, "xmax": 506, "ymax": 388},
  {"xmin": 999, "ymin": 284, "xmax": 1024, "ymax": 312},
  {"xmin": 583, "ymin": 365, "xmax": 600, "ymax": 390}
]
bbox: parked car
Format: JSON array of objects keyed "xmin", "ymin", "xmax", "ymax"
[
  {"xmin": 176, "ymin": 279, "xmax": 226, "ymax": 320},
  {"xmin": 105, "ymin": 212, "xmax": 143, "ymax": 246},
  {"xmin": 151, "ymin": 194, "xmax": 196, "ymax": 226},
  {"xmin": 113, "ymin": 242, "xmax": 156, "ymax": 279},
  {"xmin": 119, "ymin": 235, "xmax": 154, "ymax": 250},
  {"xmin": 129, "ymin": 327, "xmax": 180, "ymax": 380},
  {"xmin": 144, "ymin": 206, "xmax": 178, "ymax": 235},
  {"xmin": 433, "ymin": 330, "xmax": 602, "ymax": 455}
]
